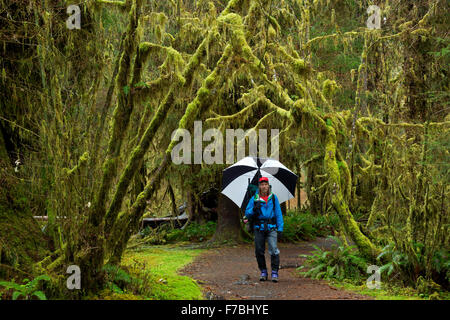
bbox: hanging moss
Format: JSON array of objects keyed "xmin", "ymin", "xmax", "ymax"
[
  {"xmin": 4, "ymin": 0, "xmax": 448, "ymax": 295},
  {"xmin": 63, "ymin": 152, "xmax": 89, "ymax": 177},
  {"xmin": 322, "ymin": 79, "xmax": 338, "ymax": 99},
  {"xmin": 104, "ymin": 29, "xmax": 219, "ymax": 236}
]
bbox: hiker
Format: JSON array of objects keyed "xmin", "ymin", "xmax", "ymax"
[{"xmin": 244, "ymin": 176, "xmax": 284, "ymax": 282}]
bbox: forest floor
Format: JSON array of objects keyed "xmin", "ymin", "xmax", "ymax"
[{"xmin": 179, "ymin": 237, "xmax": 374, "ymax": 300}]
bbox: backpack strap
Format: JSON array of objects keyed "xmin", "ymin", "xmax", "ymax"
[
  {"xmin": 270, "ymin": 194, "xmax": 276, "ymax": 225},
  {"xmin": 272, "ymin": 193, "xmax": 276, "ymax": 212}
]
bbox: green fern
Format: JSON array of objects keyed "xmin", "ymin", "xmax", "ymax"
[
  {"xmin": 377, "ymin": 243, "xmax": 411, "ymax": 284},
  {"xmin": 0, "ymin": 275, "xmax": 50, "ymax": 300},
  {"xmin": 102, "ymin": 264, "xmax": 142, "ymax": 293},
  {"xmin": 298, "ymin": 235, "xmax": 368, "ymax": 282}
]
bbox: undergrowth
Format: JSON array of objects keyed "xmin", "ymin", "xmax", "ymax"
[
  {"xmin": 281, "ymin": 210, "xmax": 339, "ymax": 242},
  {"xmin": 134, "ymin": 221, "xmax": 217, "ymax": 246},
  {"xmin": 298, "ymin": 235, "xmax": 450, "ymax": 300}
]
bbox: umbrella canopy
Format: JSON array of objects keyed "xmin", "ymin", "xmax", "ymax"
[{"xmin": 221, "ymin": 156, "xmax": 298, "ymax": 209}]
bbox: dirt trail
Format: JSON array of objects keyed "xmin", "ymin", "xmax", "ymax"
[{"xmin": 179, "ymin": 237, "xmax": 373, "ymax": 300}]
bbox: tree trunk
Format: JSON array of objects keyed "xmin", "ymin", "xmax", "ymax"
[
  {"xmin": 0, "ymin": 128, "xmax": 10, "ymax": 167},
  {"xmin": 209, "ymin": 193, "xmax": 244, "ymax": 243},
  {"xmin": 167, "ymin": 181, "xmax": 178, "ymax": 217},
  {"xmin": 281, "ymin": 202, "xmax": 287, "ymax": 216},
  {"xmin": 132, "ymin": 164, "xmax": 146, "ymax": 203},
  {"xmin": 81, "ymin": 0, "xmax": 143, "ymax": 294},
  {"xmin": 297, "ymin": 166, "xmax": 302, "ymax": 209},
  {"xmin": 305, "ymin": 162, "xmax": 324, "ymax": 214},
  {"xmin": 186, "ymin": 189, "xmax": 195, "ymax": 221}
]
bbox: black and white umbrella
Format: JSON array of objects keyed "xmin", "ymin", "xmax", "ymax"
[{"xmin": 221, "ymin": 156, "xmax": 298, "ymax": 209}]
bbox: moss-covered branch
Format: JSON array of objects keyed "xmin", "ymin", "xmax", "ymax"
[
  {"xmin": 104, "ymin": 29, "xmax": 220, "ymax": 236},
  {"xmin": 324, "ymin": 122, "xmax": 380, "ymax": 260},
  {"xmin": 107, "ymin": 44, "xmax": 234, "ymax": 262},
  {"xmin": 90, "ymin": 0, "xmax": 143, "ymax": 229}
]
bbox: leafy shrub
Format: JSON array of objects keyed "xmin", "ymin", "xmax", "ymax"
[
  {"xmin": 138, "ymin": 224, "xmax": 170, "ymax": 245},
  {"xmin": 137, "ymin": 221, "xmax": 217, "ymax": 244},
  {"xmin": 0, "ymin": 275, "xmax": 50, "ymax": 300},
  {"xmin": 298, "ymin": 236, "xmax": 368, "ymax": 282},
  {"xmin": 377, "ymin": 242, "xmax": 450, "ymax": 290},
  {"xmin": 376, "ymin": 243, "xmax": 411, "ymax": 284},
  {"xmin": 102, "ymin": 264, "xmax": 142, "ymax": 294},
  {"xmin": 431, "ymin": 248, "xmax": 450, "ymax": 289},
  {"xmin": 416, "ymin": 276, "xmax": 441, "ymax": 297},
  {"xmin": 166, "ymin": 221, "xmax": 216, "ymax": 242},
  {"xmin": 282, "ymin": 210, "xmax": 338, "ymax": 242},
  {"xmin": 182, "ymin": 221, "xmax": 216, "ymax": 242}
]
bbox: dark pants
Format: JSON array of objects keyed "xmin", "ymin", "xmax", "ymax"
[{"xmin": 254, "ymin": 229, "xmax": 280, "ymax": 271}]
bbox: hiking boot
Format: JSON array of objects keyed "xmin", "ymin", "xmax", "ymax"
[
  {"xmin": 259, "ymin": 269, "xmax": 268, "ymax": 281},
  {"xmin": 271, "ymin": 270, "xmax": 279, "ymax": 282}
]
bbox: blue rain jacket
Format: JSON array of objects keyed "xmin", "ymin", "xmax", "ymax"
[{"xmin": 245, "ymin": 192, "xmax": 284, "ymax": 232}]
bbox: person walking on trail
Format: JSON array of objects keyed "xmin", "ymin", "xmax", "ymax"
[{"xmin": 245, "ymin": 176, "xmax": 284, "ymax": 282}]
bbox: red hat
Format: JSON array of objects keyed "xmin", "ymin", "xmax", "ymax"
[{"xmin": 259, "ymin": 177, "xmax": 269, "ymax": 183}]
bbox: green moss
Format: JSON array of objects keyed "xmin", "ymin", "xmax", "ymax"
[
  {"xmin": 324, "ymin": 124, "xmax": 380, "ymax": 260},
  {"xmin": 293, "ymin": 59, "xmax": 307, "ymax": 74},
  {"xmin": 218, "ymin": 13, "xmax": 265, "ymax": 75},
  {"xmin": 121, "ymin": 245, "xmax": 205, "ymax": 299},
  {"xmin": 221, "ymin": 0, "xmax": 245, "ymax": 16},
  {"xmin": 0, "ymin": 205, "xmax": 49, "ymax": 278},
  {"xmin": 322, "ymin": 79, "xmax": 338, "ymax": 98},
  {"xmin": 166, "ymin": 44, "xmax": 233, "ymax": 154},
  {"xmin": 64, "ymin": 151, "xmax": 89, "ymax": 176},
  {"xmin": 330, "ymin": 280, "xmax": 426, "ymax": 300},
  {"xmin": 104, "ymin": 23, "xmax": 220, "ymax": 237}
]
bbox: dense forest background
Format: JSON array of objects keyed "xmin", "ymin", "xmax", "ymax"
[{"xmin": 0, "ymin": 0, "xmax": 448, "ymax": 299}]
